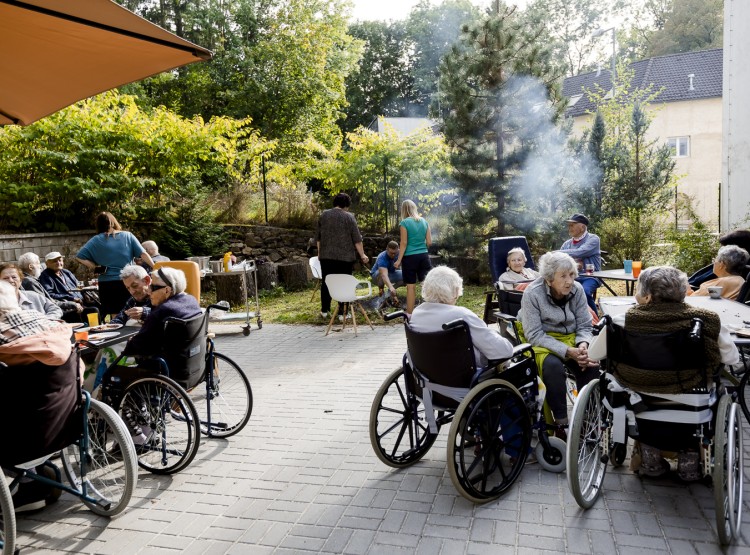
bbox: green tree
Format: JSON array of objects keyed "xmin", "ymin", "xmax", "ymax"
[
  {"xmin": 523, "ymin": 0, "xmax": 628, "ymax": 76},
  {"xmin": 437, "ymin": 3, "xmax": 566, "ymax": 246},
  {"xmin": 342, "ymin": 21, "xmax": 415, "ymax": 133},
  {"xmin": 406, "ymin": 0, "xmax": 480, "ymax": 111},
  {"xmin": 322, "ymin": 121, "xmax": 451, "ymax": 232},
  {"xmin": 119, "ymin": 0, "xmax": 363, "ymax": 163},
  {"xmin": 0, "ymin": 92, "xmax": 267, "ymax": 234}
]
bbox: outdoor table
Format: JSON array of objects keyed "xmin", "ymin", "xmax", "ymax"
[
  {"xmin": 590, "ymin": 269, "xmax": 638, "ymax": 296},
  {"xmin": 78, "ymin": 325, "xmax": 140, "ymax": 354},
  {"xmin": 599, "ymin": 295, "xmax": 750, "ymax": 345}
]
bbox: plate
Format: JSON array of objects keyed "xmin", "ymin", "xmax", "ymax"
[
  {"xmin": 89, "ymin": 323, "xmax": 123, "ymax": 333},
  {"xmin": 734, "ymin": 328, "xmax": 750, "ymax": 338},
  {"xmin": 69, "ymin": 322, "xmax": 85, "ymax": 329},
  {"xmin": 87, "ymin": 331, "xmax": 121, "ymax": 342}
]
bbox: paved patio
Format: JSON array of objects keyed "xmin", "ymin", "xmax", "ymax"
[{"xmin": 11, "ymin": 322, "xmax": 750, "ymax": 554}]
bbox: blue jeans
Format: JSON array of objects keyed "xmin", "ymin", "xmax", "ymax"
[
  {"xmin": 577, "ymin": 277, "xmax": 599, "ymax": 313},
  {"xmin": 373, "ymin": 270, "xmax": 403, "ymax": 290}
]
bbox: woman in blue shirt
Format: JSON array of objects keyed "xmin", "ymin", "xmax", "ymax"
[
  {"xmin": 76, "ymin": 212, "xmax": 154, "ymax": 319},
  {"xmin": 394, "ymin": 199, "xmax": 432, "ymax": 314}
]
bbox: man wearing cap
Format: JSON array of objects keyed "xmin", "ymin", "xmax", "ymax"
[
  {"xmin": 559, "ymin": 214, "xmax": 601, "ymax": 312},
  {"xmin": 38, "ymin": 252, "xmax": 95, "ymax": 321}
]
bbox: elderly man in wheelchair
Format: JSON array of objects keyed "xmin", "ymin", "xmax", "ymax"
[
  {"xmin": 370, "ymin": 266, "xmax": 571, "ymax": 504},
  {"xmin": 570, "ymin": 265, "xmax": 743, "ymax": 544}
]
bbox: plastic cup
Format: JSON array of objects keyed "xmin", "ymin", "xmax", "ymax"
[
  {"xmin": 708, "ymin": 286, "xmax": 723, "ymax": 299},
  {"xmin": 632, "ymin": 261, "xmax": 642, "ymax": 278},
  {"xmin": 87, "ymin": 313, "xmax": 99, "ymax": 327},
  {"xmin": 74, "ymin": 330, "xmax": 89, "ymax": 342},
  {"xmin": 624, "ymin": 260, "xmax": 633, "ymax": 274},
  {"xmin": 585, "ymin": 264, "xmax": 594, "ymax": 275}
]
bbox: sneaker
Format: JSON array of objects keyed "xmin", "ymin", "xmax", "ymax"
[
  {"xmin": 320, "ymin": 311, "xmax": 330, "ymax": 319},
  {"xmin": 338, "ymin": 314, "xmax": 352, "ymax": 323},
  {"xmin": 13, "ymin": 464, "xmax": 61, "ymax": 513}
]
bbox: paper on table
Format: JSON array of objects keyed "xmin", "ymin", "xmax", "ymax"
[{"xmin": 601, "ymin": 299, "xmax": 636, "ymax": 305}]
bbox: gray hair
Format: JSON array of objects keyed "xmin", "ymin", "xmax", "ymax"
[
  {"xmin": 715, "ymin": 244, "xmax": 750, "ymax": 275},
  {"xmin": 0, "ymin": 280, "xmax": 19, "ymax": 312},
  {"xmin": 538, "ymin": 251, "xmax": 578, "ymax": 282},
  {"xmin": 17, "ymin": 252, "xmax": 40, "ymax": 273},
  {"xmin": 636, "ymin": 265, "xmax": 688, "ymax": 303},
  {"xmin": 421, "ymin": 266, "xmax": 463, "ymax": 304},
  {"xmin": 142, "ymin": 240, "xmax": 159, "ymax": 256},
  {"xmin": 120, "ymin": 264, "xmax": 148, "ymax": 281},
  {"xmin": 506, "ymin": 247, "xmax": 527, "ymax": 264},
  {"xmin": 151, "ymin": 267, "xmax": 187, "ymax": 295}
]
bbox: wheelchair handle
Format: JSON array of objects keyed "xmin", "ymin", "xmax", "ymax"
[
  {"xmin": 593, "ymin": 315, "xmax": 610, "ymax": 335},
  {"xmin": 383, "ymin": 310, "xmax": 407, "ymax": 322},
  {"xmin": 208, "ymin": 302, "xmax": 230, "ymax": 312},
  {"xmin": 442, "ymin": 319, "xmax": 467, "ymax": 331},
  {"xmin": 689, "ymin": 317, "xmax": 702, "ymax": 341}
]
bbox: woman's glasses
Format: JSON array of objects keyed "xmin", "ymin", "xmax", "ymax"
[{"xmin": 151, "ymin": 283, "xmax": 168, "ymax": 292}]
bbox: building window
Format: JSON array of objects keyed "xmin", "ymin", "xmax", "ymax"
[{"xmin": 667, "ymin": 136, "xmax": 690, "ymax": 157}]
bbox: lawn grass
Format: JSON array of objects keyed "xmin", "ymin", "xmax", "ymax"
[
  {"xmin": 202, "ymin": 274, "xmax": 630, "ymax": 326},
  {"xmin": 203, "ymin": 273, "xmax": 490, "ymax": 325}
]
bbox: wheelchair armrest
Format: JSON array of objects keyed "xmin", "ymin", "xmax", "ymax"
[
  {"xmin": 383, "ymin": 310, "xmax": 408, "ymax": 322},
  {"xmin": 486, "ymin": 342, "xmax": 534, "ymax": 367},
  {"xmin": 442, "ymin": 318, "xmax": 468, "ymax": 331},
  {"xmin": 690, "ymin": 318, "xmax": 703, "ymax": 341},
  {"xmin": 493, "ymin": 311, "xmax": 517, "ymax": 322},
  {"xmin": 593, "ymin": 315, "xmax": 610, "ymax": 335}
]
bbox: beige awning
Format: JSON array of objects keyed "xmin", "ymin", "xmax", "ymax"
[{"xmin": 0, "ymin": 0, "xmax": 212, "ymax": 125}]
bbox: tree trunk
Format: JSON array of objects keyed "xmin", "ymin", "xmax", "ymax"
[
  {"xmin": 212, "ymin": 273, "xmax": 247, "ymax": 307},
  {"xmin": 277, "ymin": 262, "xmax": 308, "ymax": 291},
  {"xmin": 256, "ymin": 261, "xmax": 278, "ymax": 290}
]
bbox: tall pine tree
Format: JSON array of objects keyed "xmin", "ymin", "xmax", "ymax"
[{"xmin": 437, "ymin": 3, "xmax": 566, "ymax": 246}]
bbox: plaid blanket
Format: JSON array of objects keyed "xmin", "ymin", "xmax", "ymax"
[{"xmin": 0, "ymin": 309, "xmax": 59, "ymax": 345}]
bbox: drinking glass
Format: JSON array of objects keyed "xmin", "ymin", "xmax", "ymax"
[{"xmin": 632, "ymin": 261, "xmax": 642, "ymax": 278}]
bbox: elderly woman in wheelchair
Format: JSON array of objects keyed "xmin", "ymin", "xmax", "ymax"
[
  {"xmin": 516, "ymin": 251, "xmax": 600, "ymax": 438},
  {"xmin": 571, "ymin": 265, "xmax": 743, "ymax": 544},
  {"xmin": 370, "ymin": 267, "xmax": 569, "ymax": 503},
  {"xmin": 0, "ymin": 280, "xmax": 137, "ymax": 553}
]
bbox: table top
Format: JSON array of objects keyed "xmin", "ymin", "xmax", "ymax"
[
  {"xmin": 591, "ymin": 269, "xmax": 637, "ymax": 281},
  {"xmin": 599, "ymin": 295, "xmax": 750, "ymax": 344},
  {"xmin": 79, "ymin": 325, "xmax": 139, "ymax": 353}
]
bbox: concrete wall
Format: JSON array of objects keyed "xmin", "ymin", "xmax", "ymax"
[
  {"xmin": 722, "ymin": 0, "xmax": 750, "ymax": 230},
  {"xmin": 0, "ymin": 230, "xmax": 92, "ymax": 264}
]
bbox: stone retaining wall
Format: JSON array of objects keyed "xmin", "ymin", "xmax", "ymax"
[{"xmin": 0, "ymin": 230, "xmax": 93, "ymax": 264}]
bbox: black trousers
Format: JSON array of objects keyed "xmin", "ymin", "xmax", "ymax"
[{"xmin": 320, "ymin": 259, "xmax": 354, "ymax": 313}]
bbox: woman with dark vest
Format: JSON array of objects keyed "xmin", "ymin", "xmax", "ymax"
[{"xmin": 589, "ymin": 265, "xmax": 739, "ymax": 480}]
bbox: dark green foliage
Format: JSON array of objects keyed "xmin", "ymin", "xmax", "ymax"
[
  {"xmin": 148, "ymin": 201, "xmax": 230, "ymax": 260},
  {"xmin": 437, "ymin": 5, "xmax": 566, "ymax": 250}
]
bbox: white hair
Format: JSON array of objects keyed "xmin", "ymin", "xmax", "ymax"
[
  {"xmin": 120, "ymin": 264, "xmax": 148, "ymax": 281},
  {"xmin": 18, "ymin": 252, "xmax": 40, "ymax": 273},
  {"xmin": 539, "ymin": 251, "xmax": 578, "ymax": 282},
  {"xmin": 152, "ymin": 267, "xmax": 187, "ymax": 295},
  {"xmin": 421, "ymin": 266, "xmax": 463, "ymax": 304},
  {"xmin": 142, "ymin": 240, "xmax": 159, "ymax": 256}
]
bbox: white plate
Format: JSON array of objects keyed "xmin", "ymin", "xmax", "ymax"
[
  {"xmin": 89, "ymin": 323, "xmax": 123, "ymax": 333},
  {"xmin": 87, "ymin": 331, "xmax": 121, "ymax": 342},
  {"xmin": 69, "ymin": 322, "xmax": 85, "ymax": 329}
]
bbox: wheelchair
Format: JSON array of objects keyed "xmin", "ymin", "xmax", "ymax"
[
  {"xmin": 566, "ymin": 316, "xmax": 743, "ymax": 545},
  {"xmin": 94, "ymin": 304, "xmax": 252, "ymax": 474},
  {"xmin": 1, "ymin": 349, "xmax": 138, "ymax": 555},
  {"xmin": 369, "ymin": 311, "xmax": 568, "ymax": 504}
]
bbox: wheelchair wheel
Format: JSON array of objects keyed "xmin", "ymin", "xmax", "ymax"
[
  {"xmin": 535, "ymin": 436, "xmax": 566, "ymax": 473},
  {"xmin": 737, "ymin": 371, "xmax": 750, "ymax": 424},
  {"xmin": 369, "ymin": 367, "xmax": 438, "ymax": 468},
  {"xmin": 447, "ymin": 379, "xmax": 531, "ymax": 503},
  {"xmin": 610, "ymin": 441, "xmax": 628, "ymax": 468},
  {"xmin": 190, "ymin": 352, "xmax": 252, "ymax": 438},
  {"xmin": 0, "ymin": 473, "xmax": 15, "ymax": 555},
  {"xmin": 119, "ymin": 376, "xmax": 201, "ymax": 475},
  {"xmin": 61, "ymin": 398, "xmax": 137, "ymax": 517},
  {"xmin": 567, "ymin": 380, "xmax": 608, "ymax": 509},
  {"xmin": 713, "ymin": 394, "xmax": 743, "ymax": 545}
]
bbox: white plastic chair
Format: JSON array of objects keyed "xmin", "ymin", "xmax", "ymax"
[
  {"xmin": 309, "ymin": 256, "xmax": 322, "ymax": 301},
  {"xmin": 324, "ymin": 274, "xmax": 375, "ymax": 336}
]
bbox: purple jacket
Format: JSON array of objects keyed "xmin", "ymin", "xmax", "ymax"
[{"xmin": 123, "ymin": 294, "xmax": 201, "ymax": 358}]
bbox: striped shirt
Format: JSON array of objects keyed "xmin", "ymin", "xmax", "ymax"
[{"xmin": 0, "ymin": 309, "xmax": 59, "ymax": 345}]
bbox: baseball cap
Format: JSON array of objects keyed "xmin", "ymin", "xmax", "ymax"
[
  {"xmin": 565, "ymin": 213, "xmax": 589, "ymax": 226},
  {"xmin": 45, "ymin": 251, "xmax": 64, "ymax": 261}
]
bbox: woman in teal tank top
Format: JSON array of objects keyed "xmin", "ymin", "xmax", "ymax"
[{"xmin": 394, "ymin": 200, "xmax": 432, "ymax": 313}]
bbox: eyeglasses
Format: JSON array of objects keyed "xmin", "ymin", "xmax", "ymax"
[{"xmin": 151, "ymin": 284, "xmax": 168, "ymax": 292}]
